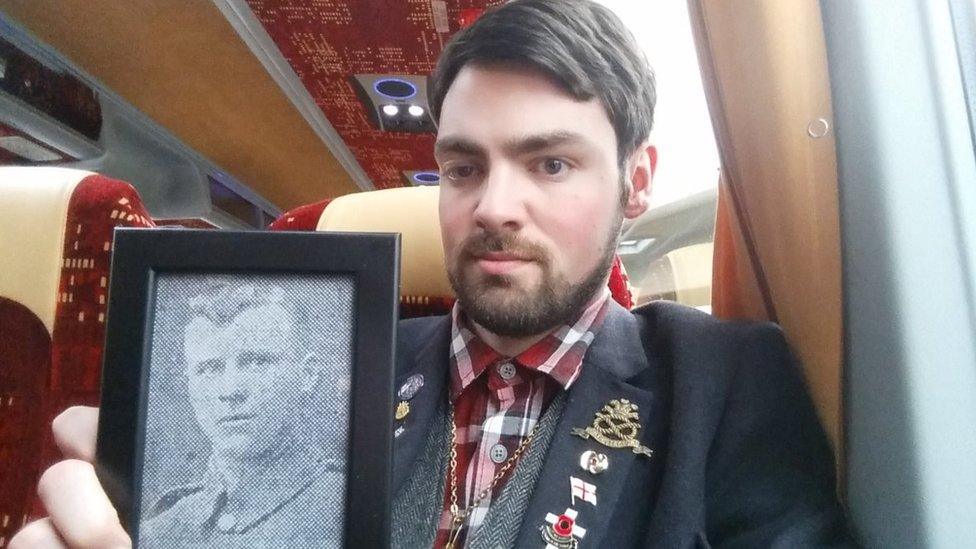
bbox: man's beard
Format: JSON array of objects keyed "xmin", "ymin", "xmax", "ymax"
[{"xmin": 447, "ymin": 216, "xmax": 622, "ymax": 338}]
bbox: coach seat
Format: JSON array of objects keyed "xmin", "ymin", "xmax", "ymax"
[{"xmin": 0, "ymin": 167, "xmax": 154, "ymax": 545}]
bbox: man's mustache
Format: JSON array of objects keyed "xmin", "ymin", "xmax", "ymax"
[{"xmin": 459, "ymin": 232, "xmax": 549, "ymax": 263}]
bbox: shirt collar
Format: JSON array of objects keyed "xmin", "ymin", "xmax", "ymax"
[{"xmin": 448, "ymin": 287, "xmax": 612, "ymax": 400}]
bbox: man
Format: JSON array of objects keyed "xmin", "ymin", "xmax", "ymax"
[
  {"xmin": 136, "ymin": 280, "xmax": 346, "ymax": 548},
  {"xmin": 12, "ymin": 1, "xmax": 854, "ymax": 547}
]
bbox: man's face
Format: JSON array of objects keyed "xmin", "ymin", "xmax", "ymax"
[
  {"xmin": 436, "ymin": 65, "xmax": 650, "ymax": 336},
  {"xmin": 184, "ymin": 304, "xmax": 314, "ymax": 461}
]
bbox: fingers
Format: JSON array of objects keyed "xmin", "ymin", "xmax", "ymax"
[
  {"xmin": 9, "ymin": 517, "xmax": 69, "ymax": 549},
  {"xmin": 38, "ymin": 459, "xmax": 131, "ymax": 549},
  {"xmin": 52, "ymin": 406, "xmax": 99, "ymax": 462}
]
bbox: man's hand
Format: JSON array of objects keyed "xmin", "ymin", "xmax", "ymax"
[{"xmin": 9, "ymin": 406, "xmax": 131, "ymax": 549}]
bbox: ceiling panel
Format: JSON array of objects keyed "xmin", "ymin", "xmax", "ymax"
[{"xmin": 0, "ymin": 0, "xmax": 359, "ymax": 210}]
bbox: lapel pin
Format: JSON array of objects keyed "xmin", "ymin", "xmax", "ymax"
[
  {"xmin": 571, "ymin": 399, "xmax": 653, "ymax": 457},
  {"xmin": 579, "ymin": 450, "xmax": 608, "ymax": 475},
  {"xmin": 541, "ymin": 507, "xmax": 586, "ymax": 549},
  {"xmin": 395, "ymin": 400, "xmax": 410, "ymax": 421},
  {"xmin": 570, "ymin": 476, "xmax": 597, "ymax": 506},
  {"xmin": 397, "ymin": 373, "xmax": 424, "ymax": 400}
]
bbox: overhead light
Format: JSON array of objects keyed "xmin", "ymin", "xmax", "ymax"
[
  {"xmin": 412, "ymin": 171, "xmax": 440, "ymax": 185},
  {"xmin": 408, "ymin": 105, "xmax": 425, "ymax": 117},
  {"xmin": 382, "ymin": 104, "xmax": 399, "ymax": 116},
  {"xmin": 373, "ymin": 78, "xmax": 417, "ymax": 99}
]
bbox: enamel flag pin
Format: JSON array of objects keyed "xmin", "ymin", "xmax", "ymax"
[
  {"xmin": 570, "ymin": 476, "xmax": 597, "ymax": 506},
  {"xmin": 571, "ymin": 399, "xmax": 653, "ymax": 457},
  {"xmin": 541, "ymin": 508, "xmax": 586, "ymax": 549}
]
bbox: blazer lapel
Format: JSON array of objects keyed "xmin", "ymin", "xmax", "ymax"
[
  {"xmin": 515, "ymin": 304, "xmax": 666, "ymax": 547},
  {"xmin": 391, "ymin": 316, "xmax": 452, "ymax": 495}
]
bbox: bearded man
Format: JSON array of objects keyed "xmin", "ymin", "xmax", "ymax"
[{"xmin": 13, "ymin": 1, "xmax": 854, "ymax": 547}]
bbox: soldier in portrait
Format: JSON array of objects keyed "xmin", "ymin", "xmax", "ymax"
[{"xmin": 139, "ymin": 281, "xmax": 346, "ymax": 548}]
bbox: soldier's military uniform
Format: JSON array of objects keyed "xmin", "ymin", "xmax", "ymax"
[{"xmin": 140, "ymin": 444, "xmax": 344, "ymax": 548}]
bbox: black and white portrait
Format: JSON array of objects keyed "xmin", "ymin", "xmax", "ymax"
[{"xmin": 136, "ymin": 273, "xmax": 355, "ymax": 548}]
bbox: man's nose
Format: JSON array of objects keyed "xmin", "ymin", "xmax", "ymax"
[
  {"xmin": 472, "ymin": 164, "xmax": 527, "ymax": 233},
  {"xmin": 216, "ymin": 367, "xmax": 247, "ymax": 404}
]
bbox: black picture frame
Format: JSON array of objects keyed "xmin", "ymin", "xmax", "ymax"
[{"xmin": 96, "ymin": 228, "xmax": 399, "ymax": 548}]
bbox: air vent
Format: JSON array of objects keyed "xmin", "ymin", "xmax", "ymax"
[{"xmin": 0, "ymin": 135, "xmax": 62, "ymax": 162}]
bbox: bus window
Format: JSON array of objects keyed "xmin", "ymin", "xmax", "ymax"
[{"xmin": 598, "ymin": 1, "xmax": 720, "ymax": 311}]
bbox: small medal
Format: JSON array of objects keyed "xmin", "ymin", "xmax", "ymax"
[
  {"xmin": 579, "ymin": 450, "xmax": 609, "ymax": 474},
  {"xmin": 395, "ymin": 400, "xmax": 410, "ymax": 420},
  {"xmin": 571, "ymin": 399, "xmax": 653, "ymax": 457},
  {"xmin": 540, "ymin": 508, "xmax": 586, "ymax": 548},
  {"xmin": 397, "ymin": 374, "xmax": 424, "ymax": 400}
]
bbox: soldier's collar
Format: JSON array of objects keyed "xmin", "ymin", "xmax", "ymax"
[{"xmin": 202, "ymin": 440, "xmax": 338, "ymax": 533}]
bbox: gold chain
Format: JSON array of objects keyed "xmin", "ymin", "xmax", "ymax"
[{"xmin": 444, "ymin": 404, "xmax": 538, "ymax": 549}]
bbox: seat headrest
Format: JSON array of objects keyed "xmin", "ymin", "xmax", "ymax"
[
  {"xmin": 0, "ymin": 167, "xmax": 94, "ymax": 333},
  {"xmin": 318, "ymin": 186, "xmax": 452, "ymax": 299}
]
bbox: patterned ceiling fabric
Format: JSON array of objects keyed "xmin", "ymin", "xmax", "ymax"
[{"xmin": 246, "ymin": 0, "xmax": 501, "ymax": 189}]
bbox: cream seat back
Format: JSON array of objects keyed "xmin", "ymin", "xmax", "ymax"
[
  {"xmin": 318, "ymin": 186, "xmax": 455, "ymax": 315},
  {"xmin": 0, "ymin": 167, "xmax": 154, "ymax": 543},
  {"xmin": 0, "ymin": 167, "xmax": 91, "ymax": 334}
]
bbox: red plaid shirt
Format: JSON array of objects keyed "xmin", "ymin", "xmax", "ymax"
[{"xmin": 432, "ymin": 289, "xmax": 611, "ymax": 548}]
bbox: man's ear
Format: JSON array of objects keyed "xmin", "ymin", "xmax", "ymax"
[
  {"xmin": 624, "ymin": 143, "xmax": 656, "ymax": 219},
  {"xmin": 300, "ymin": 353, "xmax": 320, "ymax": 391}
]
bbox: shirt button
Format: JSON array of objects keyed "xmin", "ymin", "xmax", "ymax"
[
  {"xmin": 489, "ymin": 443, "xmax": 509, "ymax": 463},
  {"xmin": 497, "ymin": 362, "xmax": 517, "ymax": 380},
  {"xmin": 216, "ymin": 513, "xmax": 237, "ymax": 532}
]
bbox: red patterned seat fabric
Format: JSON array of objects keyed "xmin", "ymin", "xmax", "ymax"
[
  {"xmin": 0, "ymin": 298, "xmax": 51, "ymax": 541},
  {"xmin": 0, "ymin": 172, "xmax": 155, "ymax": 542},
  {"xmin": 267, "ymin": 198, "xmax": 333, "ymax": 231}
]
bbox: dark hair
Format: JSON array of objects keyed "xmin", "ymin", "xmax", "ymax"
[{"xmin": 428, "ymin": 0, "xmax": 656, "ymax": 167}]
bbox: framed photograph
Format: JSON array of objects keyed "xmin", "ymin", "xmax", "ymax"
[{"xmin": 96, "ymin": 228, "xmax": 399, "ymax": 548}]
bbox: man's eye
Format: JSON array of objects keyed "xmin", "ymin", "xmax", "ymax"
[
  {"xmin": 538, "ymin": 158, "xmax": 569, "ymax": 176},
  {"xmin": 239, "ymin": 351, "xmax": 276, "ymax": 369},
  {"xmin": 444, "ymin": 165, "xmax": 479, "ymax": 181},
  {"xmin": 195, "ymin": 360, "xmax": 223, "ymax": 376}
]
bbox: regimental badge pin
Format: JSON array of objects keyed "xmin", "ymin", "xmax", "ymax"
[
  {"xmin": 571, "ymin": 399, "xmax": 653, "ymax": 457},
  {"xmin": 570, "ymin": 476, "xmax": 597, "ymax": 506},
  {"xmin": 579, "ymin": 450, "xmax": 609, "ymax": 474},
  {"xmin": 395, "ymin": 400, "xmax": 410, "ymax": 421},
  {"xmin": 541, "ymin": 508, "xmax": 586, "ymax": 549},
  {"xmin": 397, "ymin": 374, "xmax": 424, "ymax": 400}
]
